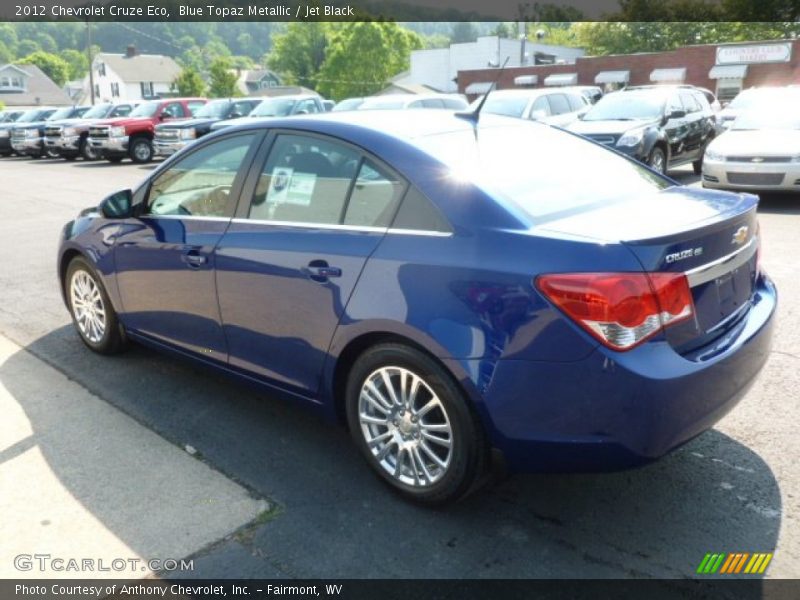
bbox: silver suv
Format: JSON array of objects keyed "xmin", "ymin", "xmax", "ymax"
[{"xmin": 470, "ymin": 88, "xmax": 590, "ymax": 127}]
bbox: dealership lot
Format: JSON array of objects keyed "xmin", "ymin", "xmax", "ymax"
[{"xmin": 0, "ymin": 156, "xmax": 798, "ymax": 579}]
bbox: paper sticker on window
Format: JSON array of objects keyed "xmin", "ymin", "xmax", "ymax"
[{"xmin": 267, "ymin": 167, "xmax": 317, "ymax": 207}]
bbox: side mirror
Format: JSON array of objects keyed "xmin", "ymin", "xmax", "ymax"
[
  {"xmin": 668, "ymin": 109, "xmax": 687, "ymax": 120},
  {"xmin": 100, "ymin": 189, "xmax": 133, "ymax": 219},
  {"xmin": 230, "ymin": 112, "xmax": 243, "ymax": 119}
]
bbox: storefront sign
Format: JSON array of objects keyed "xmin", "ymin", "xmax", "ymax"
[{"xmin": 716, "ymin": 43, "xmax": 792, "ymax": 65}]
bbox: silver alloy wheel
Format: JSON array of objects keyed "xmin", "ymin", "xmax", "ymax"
[
  {"xmin": 358, "ymin": 366, "xmax": 453, "ymax": 487},
  {"xmin": 133, "ymin": 141, "xmax": 151, "ymax": 161},
  {"xmin": 70, "ymin": 270, "xmax": 106, "ymax": 344}
]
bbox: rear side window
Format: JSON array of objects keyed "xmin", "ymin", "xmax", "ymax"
[
  {"xmin": 547, "ymin": 94, "xmax": 571, "ymax": 115},
  {"xmin": 343, "ymin": 159, "xmax": 405, "ymax": 227},
  {"xmin": 392, "ymin": 188, "xmax": 452, "ymax": 233},
  {"xmin": 249, "ymin": 134, "xmax": 359, "ymax": 225}
]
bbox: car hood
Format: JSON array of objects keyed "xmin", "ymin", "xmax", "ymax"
[
  {"xmin": 46, "ymin": 118, "xmax": 90, "ymax": 126},
  {"xmin": 211, "ymin": 115, "xmax": 283, "ymax": 130},
  {"xmin": 11, "ymin": 121, "xmax": 48, "ymax": 130},
  {"xmin": 90, "ymin": 116, "xmax": 156, "ymax": 127},
  {"xmin": 156, "ymin": 117, "xmax": 219, "ymax": 130},
  {"xmin": 708, "ymin": 129, "xmax": 800, "ymax": 156},
  {"xmin": 532, "ymin": 185, "xmax": 756, "ymax": 243},
  {"xmin": 567, "ymin": 118, "xmax": 658, "ymax": 135}
]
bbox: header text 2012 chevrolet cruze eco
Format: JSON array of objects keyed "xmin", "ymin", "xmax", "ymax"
[{"xmin": 58, "ymin": 109, "xmax": 776, "ymax": 504}]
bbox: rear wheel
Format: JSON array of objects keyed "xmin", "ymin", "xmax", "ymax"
[
  {"xmin": 129, "ymin": 137, "xmax": 153, "ymax": 164},
  {"xmin": 346, "ymin": 343, "xmax": 487, "ymax": 505},
  {"xmin": 65, "ymin": 257, "xmax": 127, "ymax": 355},
  {"xmin": 648, "ymin": 146, "xmax": 667, "ymax": 174}
]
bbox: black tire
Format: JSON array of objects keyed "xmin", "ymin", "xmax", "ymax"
[
  {"xmin": 345, "ymin": 343, "xmax": 487, "ymax": 505},
  {"xmin": 106, "ymin": 156, "xmax": 123, "ymax": 163},
  {"xmin": 64, "ymin": 153, "xmax": 77, "ymax": 161},
  {"xmin": 80, "ymin": 137, "xmax": 98, "ymax": 161},
  {"xmin": 64, "ymin": 257, "xmax": 127, "ymax": 355},
  {"xmin": 129, "ymin": 137, "xmax": 153, "ymax": 164},
  {"xmin": 648, "ymin": 146, "xmax": 667, "ymax": 174}
]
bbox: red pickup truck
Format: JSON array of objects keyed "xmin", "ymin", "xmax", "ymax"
[{"xmin": 88, "ymin": 97, "xmax": 206, "ymax": 163}]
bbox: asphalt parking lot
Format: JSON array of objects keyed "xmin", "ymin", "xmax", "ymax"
[{"xmin": 0, "ymin": 156, "xmax": 798, "ymax": 581}]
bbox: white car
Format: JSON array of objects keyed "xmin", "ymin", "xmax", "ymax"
[
  {"xmin": 469, "ymin": 88, "xmax": 590, "ymax": 127},
  {"xmin": 358, "ymin": 94, "xmax": 468, "ymax": 111},
  {"xmin": 702, "ymin": 109, "xmax": 800, "ymax": 192},
  {"xmin": 716, "ymin": 87, "xmax": 800, "ymax": 130}
]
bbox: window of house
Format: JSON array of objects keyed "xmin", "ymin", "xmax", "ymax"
[
  {"xmin": 716, "ymin": 80, "xmax": 743, "ymax": 103},
  {"xmin": 94, "ymin": 84, "xmax": 100, "ymax": 98},
  {"xmin": 98, "ymin": 63, "xmax": 106, "ymax": 77},
  {"xmin": 111, "ymin": 82, "xmax": 120, "ymax": 97},
  {"xmin": 140, "ymin": 81, "xmax": 154, "ymax": 97}
]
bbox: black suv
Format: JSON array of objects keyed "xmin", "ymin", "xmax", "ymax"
[
  {"xmin": 11, "ymin": 106, "xmax": 89, "ymax": 158},
  {"xmin": 45, "ymin": 102, "xmax": 136, "ymax": 160},
  {"xmin": 153, "ymin": 98, "xmax": 261, "ymax": 157},
  {"xmin": 567, "ymin": 86, "xmax": 716, "ymax": 175}
]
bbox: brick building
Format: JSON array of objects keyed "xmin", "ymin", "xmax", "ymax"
[{"xmin": 458, "ymin": 39, "xmax": 800, "ymax": 103}]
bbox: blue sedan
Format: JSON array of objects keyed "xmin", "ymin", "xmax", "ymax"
[{"xmin": 58, "ymin": 110, "xmax": 776, "ymax": 504}]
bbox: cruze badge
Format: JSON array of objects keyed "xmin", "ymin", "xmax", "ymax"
[
  {"xmin": 665, "ymin": 247, "xmax": 704, "ymax": 264},
  {"xmin": 732, "ymin": 226, "xmax": 749, "ymax": 245}
]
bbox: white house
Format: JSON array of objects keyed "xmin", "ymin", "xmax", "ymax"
[
  {"xmin": 394, "ymin": 36, "xmax": 585, "ymax": 94},
  {"xmin": 86, "ymin": 45, "xmax": 182, "ymax": 103},
  {"xmin": 0, "ymin": 63, "xmax": 72, "ymax": 107}
]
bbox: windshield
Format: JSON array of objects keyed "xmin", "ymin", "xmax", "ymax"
[
  {"xmin": 250, "ymin": 98, "xmax": 296, "ymax": 117},
  {"xmin": 193, "ymin": 100, "xmax": 231, "ymax": 118},
  {"xmin": 583, "ymin": 92, "xmax": 665, "ymax": 121},
  {"xmin": 16, "ymin": 109, "xmax": 49, "ymax": 123},
  {"xmin": 82, "ymin": 104, "xmax": 112, "ymax": 119},
  {"xmin": 415, "ymin": 122, "xmax": 671, "ymax": 222},
  {"xmin": 476, "ymin": 95, "xmax": 530, "ymax": 118},
  {"xmin": 360, "ymin": 98, "xmax": 408, "ymax": 110},
  {"xmin": 130, "ymin": 101, "xmax": 160, "ymax": 117},
  {"xmin": 733, "ymin": 110, "xmax": 800, "ymax": 130},
  {"xmin": 333, "ymin": 98, "xmax": 363, "ymax": 111},
  {"xmin": 48, "ymin": 107, "xmax": 76, "ymax": 120}
]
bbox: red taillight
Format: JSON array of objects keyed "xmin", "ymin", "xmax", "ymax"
[{"xmin": 536, "ymin": 272, "xmax": 695, "ymax": 351}]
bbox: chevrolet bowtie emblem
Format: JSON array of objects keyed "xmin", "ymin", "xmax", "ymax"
[
  {"xmin": 732, "ymin": 226, "xmax": 749, "ymax": 245},
  {"xmin": 751, "ymin": 157, "xmax": 764, "ymax": 163}
]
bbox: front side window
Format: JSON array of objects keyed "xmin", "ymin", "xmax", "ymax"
[
  {"xmin": 296, "ymin": 99, "xmax": 320, "ymax": 114},
  {"xmin": 529, "ymin": 96, "xmax": 550, "ymax": 119},
  {"xmin": 679, "ymin": 92, "xmax": 700, "ymax": 113},
  {"xmin": 162, "ymin": 103, "xmax": 186, "ymax": 119},
  {"xmin": 547, "ymin": 94, "xmax": 571, "ymax": 115},
  {"xmin": 249, "ymin": 134, "xmax": 360, "ymax": 225},
  {"xmin": 146, "ymin": 134, "xmax": 256, "ymax": 217},
  {"xmin": 110, "ymin": 104, "xmax": 132, "ymax": 117}
]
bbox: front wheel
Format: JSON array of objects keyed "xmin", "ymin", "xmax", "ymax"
[
  {"xmin": 129, "ymin": 137, "xmax": 153, "ymax": 164},
  {"xmin": 648, "ymin": 146, "xmax": 667, "ymax": 174},
  {"xmin": 65, "ymin": 257, "xmax": 127, "ymax": 354},
  {"xmin": 80, "ymin": 138, "xmax": 98, "ymax": 161},
  {"xmin": 346, "ymin": 343, "xmax": 487, "ymax": 505}
]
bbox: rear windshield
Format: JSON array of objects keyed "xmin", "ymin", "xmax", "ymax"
[{"xmin": 414, "ymin": 123, "xmax": 671, "ymax": 222}]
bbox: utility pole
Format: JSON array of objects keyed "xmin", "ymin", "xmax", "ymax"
[
  {"xmin": 518, "ymin": 21, "xmax": 526, "ymax": 67},
  {"xmin": 87, "ymin": 20, "xmax": 95, "ymax": 105}
]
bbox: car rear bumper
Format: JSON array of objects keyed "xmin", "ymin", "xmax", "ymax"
[
  {"xmin": 477, "ymin": 274, "xmax": 776, "ymax": 472},
  {"xmin": 702, "ymin": 158, "xmax": 800, "ymax": 192}
]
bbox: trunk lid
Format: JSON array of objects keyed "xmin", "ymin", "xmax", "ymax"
[{"xmin": 534, "ymin": 186, "xmax": 759, "ymax": 353}]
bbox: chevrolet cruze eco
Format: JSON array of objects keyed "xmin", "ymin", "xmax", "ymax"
[{"xmin": 58, "ymin": 110, "xmax": 776, "ymax": 504}]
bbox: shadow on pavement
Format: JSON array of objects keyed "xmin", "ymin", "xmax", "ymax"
[{"xmin": 0, "ymin": 326, "xmax": 782, "ymax": 583}]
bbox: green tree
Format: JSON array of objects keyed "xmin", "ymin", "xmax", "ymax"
[
  {"xmin": 267, "ymin": 21, "xmax": 330, "ymax": 88},
  {"xmin": 173, "ymin": 66, "xmax": 206, "ymax": 97},
  {"xmin": 0, "ymin": 41, "xmax": 13, "ymax": 65},
  {"xmin": 317, "ymin": 21, "xmax": 423, "ymax": 101},
  {"xmin": 17, "ymin": 40, "xmax": 40, "ymax": 57},
  {"xmin": 60, "ymin": 49, "xmax": 88, "ymax": 81},
  {"xmin": 20, "ymin": 51, "xmax": 70, "ymax": 86},
  {"xmin": 208, "ymin": 57, "xmax": 239, "ymax": 98},
  {"xmin": 450, "ymin": 22, "xmax": 478, "ymax": 44}
]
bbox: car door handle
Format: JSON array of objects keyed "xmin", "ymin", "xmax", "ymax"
[
  {"xmin": 181, "ymin": 249, "xmax": 207, "ymax": 268},
  {"xmin": 305, "ymin": 260, "xmax": 341, "ymax": 282}
]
